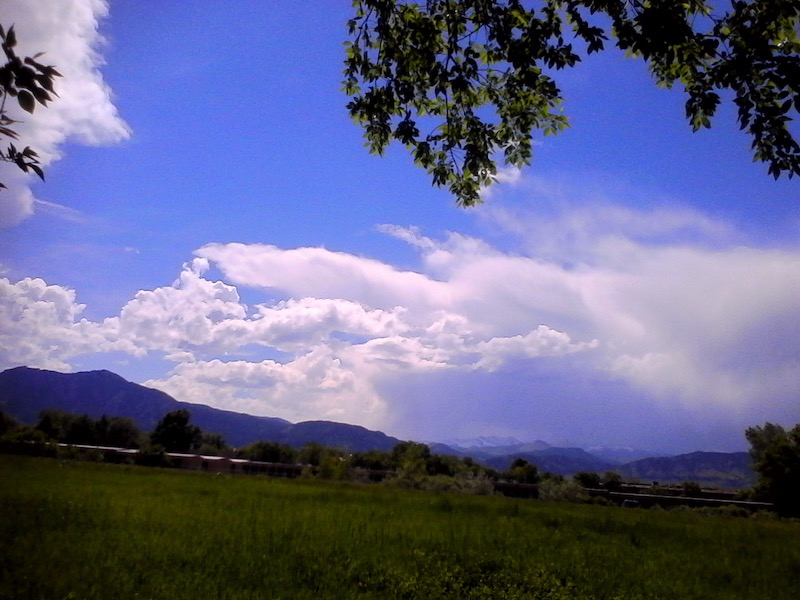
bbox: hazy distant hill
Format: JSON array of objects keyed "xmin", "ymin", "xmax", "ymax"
[
  {"xmin": 450, "ymin": 440, "xmax": 553, "ymax": 458},
  {"xmin": 433, "ymin": 441, "xmax": 753, "ymax": 487},
  {"xmin": 0, "ymin": 366, "xmax": 401, "ymax": 451},
  {"xmin": 433, "ymin": 440, "xmax": 614, "ymax": 476},
  {"xmin": 442, "ymin": 436, "xmax": 534, "ymax": 450},
  {"xmin": 428, "ymin": 441, "xmax": 614, "ymax": 475},
  {"xmin": 585, "ymin": 446, "xmax": 661, "ymax": 465},
  {"xmin": 617, "ymin": 451, "xmax": 755, "ymax": 489},
  {"xmin": 481, "ymin": 447, "xmax": 616, "ymax": 476}
]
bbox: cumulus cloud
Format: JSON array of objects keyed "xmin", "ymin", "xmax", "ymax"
[
  {"xmin": 112, "ymin": 258, "xmax": 247, "ymax": 352},
  {"xmin": 143, "ymin": 353, "xmax": 388, "ymax": 428},
  {"xmin": 196, "ymin": 242, "xmax": 451, "ymax": 315},
  {"xmin": 0, "ymin": 0, "xmax": 129, "ymax": 227},
  {"xmin": 106, "ymin": 258, "xmax": 410, "ymax": 358},
  {"xmin": 2, "ymin": 192, "xmax": 798, "ymax": 444},
  {"xmin": 474, "ymin": 326, "xmax": 599, "ymax": 372},
  {"xmin": 0, "ymin": 277, "xmax": 134, "ymax": 370}
]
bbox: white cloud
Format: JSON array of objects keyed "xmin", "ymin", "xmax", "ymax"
[
  {"xmin": 0, "ymin": 0, "xmax": 129, "ymax": 227},
  {"xmin": 0, "ymin": 181, "xmax": 36, "ymax": 227},
  {"xmin": 112, "ymin": 258, "xmax": 247, "ymax": 351},
  {"xmin": 143, "ymin": 352, "xmax": 388, "ymax": 428},
  {"xmin": 0, "ymin": 277, "xmax": 133, "ymax": 370},
  {"xmin": 196, "ymin": 242, "xmax": 452, "ymax": 316},
  {"xmin": 106, "ymin": 258, "xmax": 411, "ymax": 358},
  {"xmin": 475, "ymin": 326, "xmax": 599, "ymax": 372},
  {"xmin": 189, "ymin": 220, "xmax": 797, "ymax": 422},
  {"xmin": 478, "ymin": 166, "xmax": 522, "ymax": 201},
  {"xmin": 2, "ymin": 188, "xmax": 798, "ymax": 442}
]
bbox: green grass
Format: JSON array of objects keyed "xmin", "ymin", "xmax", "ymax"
[{"xmin": 1, "ymin": 455, "xmax": 798, "ymax": 599}]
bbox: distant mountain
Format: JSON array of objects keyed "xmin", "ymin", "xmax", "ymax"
[
  {"xmin": 426, "ymin": 442, "xmax": 470, "ymax": 457},
  {"xmin": 482, "ymin": 446, "xmax": 616, "ymax": 476},
  {"xmin": 448, "ymin": 440, "xmax": 553, "ymax": 459},
  {"xmin": 432, "ymin": 442, "xmax": 753, "ymax": 487},
  {"xmin": 616, "ymin": 451, "xmax": 755, "ymax": 489},
  {"xmin": 281, "ymin": 420, "xmax": 399, "ymax": 451},
  {"xmin": 586, "ymin": 446, "xmax": 662, "ymax": 465},
  {"xmin": 432, "ymin": 439, "xmax": 614, "ymax": 476},
  {"xmin": 0, "ymin": 366, "xmax": 401, "ymax": 451},
  {"xmin": 443, "ymin": 436, "xmax": 527, "ymax": 449}
]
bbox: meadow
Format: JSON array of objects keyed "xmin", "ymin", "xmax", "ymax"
[{"xmin": 1, "ymin": 455, "xmax": 798, "ymax": 599}]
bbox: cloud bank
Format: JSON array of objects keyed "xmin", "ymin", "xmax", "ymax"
[
  {"xmin": 1, "ymin": 198, "xmax": 797, "ymax": 450},
  {"xmin": 0, "ymin": 0, "xmax": 129, "ymax": 227}
]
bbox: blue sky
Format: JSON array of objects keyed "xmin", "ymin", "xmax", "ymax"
[{"xmin": 1, "ymin": 0, "xmax": 798, "ymax": 454}]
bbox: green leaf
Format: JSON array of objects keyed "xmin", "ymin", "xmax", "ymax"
[
  {"xmin": 343, "ymin": 0, "xmax": 800, "ymax": 205},
  {"xmin": 5, "ymin": 26, "xmax": 16, "ymax": 48},
  {"xmin": 31, "ymin": 87, "xmax": 51, "ymax": 105},
  {"xmin": 17, "ymin": 90, "xmax": 35, "ymax": 113}
]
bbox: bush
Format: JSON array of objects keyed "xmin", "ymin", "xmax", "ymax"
[
  {"xmin": 749, "ymin": 510, "xmax": 779, "ymax": 521},
  {"xmin": 601, "ymin": 471, "xmax": 623, "ymax": 492},
  {"xmin": 696, "ymin": 505, "xmax": 749, "ymax": 518},
  {"xmin": 573, "ymin": 471, "xmax": 601, "ymax": 488},
  {"xmin": 538, "ymin": 479, "xmax": 589, "ymax": 503},
  {"xmin": 135, "ymin": 444, "xmax": 170, "ymax": 468},
  {"xmin": 318, "ymin": 454, "xmax": 351, "ymax": 480},
  {"xmin": 682, "ymin": 481, "xmax": 702, "ymax": 497},
  {"xmin": 589, "ymin": 495, "xmax": 614, "ymax": 507}
]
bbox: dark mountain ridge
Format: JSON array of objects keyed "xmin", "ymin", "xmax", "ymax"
[{"xmin": 0, "ymin": 366, "xmax": 399, "ymax": 451}]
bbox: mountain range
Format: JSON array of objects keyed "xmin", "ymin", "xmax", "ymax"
[
  {"xmin": 0, "ymin": 366, "xmax": 755, "ymax": 487},
  {"xmin": 0, "ymin": 366, "xmax": 400, "ymax": 451}
]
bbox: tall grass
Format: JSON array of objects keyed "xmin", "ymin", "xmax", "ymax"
[{"xmin": 1, "ymin": 455, "xmax": 798, "ymax": 599}]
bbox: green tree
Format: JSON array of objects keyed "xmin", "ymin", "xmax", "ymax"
[
  {"xmin": 149, "ymin": 409, "xmax": 202, "ymax": 453},
  {"xmin": 426, "ymin": 452, "xmax": 465, "ymax": 476},
  {"xmin": 35, "ymin": 408, "xmax": 76, "ymax": 441},
  {"xmin": 600, "ymin": 470, "xmax": 623, "ymax": 492},
  {"xmin": 746, "ymin": 422, "xmax": 800, "ymax": 516},
  {"xmin": 506, "ymin": 457, "xmax": 540, "ymax": 483},
  {"xmin": 238, "ymin": 440, "xmax": 298, "ymax": 464},
  {"xmin": 1, "ymin": 424, "xmax": 48, "ymax": 444},
  {"xmin": 349, "ymin": 448, "xmax": 394, "ymax": 470},
  {"xmin": 391, "ymin": 441, "xmax": 431, "ymax": 468},
  {"xmin": 390, "ymin": 441, "xmax": 431, "ymax": 484},
  {"xmin": 64, "ymin": 414, "xmax": 97, "ymax": 445},
  {"xmin": 573, "ymin": 471, "xmax": 602, "ymax": 488},
  {"xmin": 318, "ymin": 452, "xmax": 351, "ymax": 480},
  {"xmin": 0, "ymin": 410, "xmax": 19, "ymax": 437},
  {"xmin": 345, "ymin": 0, "xmax": 800, "ymax": 206},
  {"xmin": 298, "ymin": 442, "xmax": 326, "ymax": 467},
  {"xmin": 198, "ymin": 432, "xmax": 229, "ymax": 456},
  {"xmin": 104, "ymin": 417, "xmax": 141, "ymax": 449},
  {"xmin": 0, "ymin": 24, "xmax": 61, "ymax": 189},
  {"xmin": 31, "ymin": 411, "xmax": 140, "ymax": 448}
]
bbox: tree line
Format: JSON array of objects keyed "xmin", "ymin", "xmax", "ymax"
[
  {"xmin": 1, "ymin": 407, "xmax": 797, "ymax": 516},
  {"xmin": 0, "ymin": 407, "xmax": 629, "ymax": 495}
]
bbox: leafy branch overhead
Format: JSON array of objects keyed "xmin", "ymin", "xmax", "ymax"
[
  {"xmin": 0, "ymin": 23, "xmax": 61, "ymax": 190},
  {"xmin": 344, "ymin": 0, "xmax": 800, "ymax": 205}
]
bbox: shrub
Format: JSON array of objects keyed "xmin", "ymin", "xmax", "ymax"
[{"xmin": 538, "ymin": 479, "xmax": 589, "ymax": 503}]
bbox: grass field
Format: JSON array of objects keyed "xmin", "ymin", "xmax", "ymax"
[{"xmin": 1, "ymin": 455, "xmax": 798, "ymax": 599}]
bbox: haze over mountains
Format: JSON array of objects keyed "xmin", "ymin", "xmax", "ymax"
[{"xmin": 0, "ymin": 367, "xmax": 754, "ymax": 487}]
